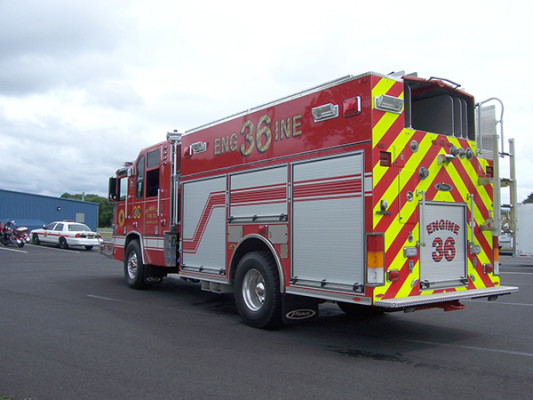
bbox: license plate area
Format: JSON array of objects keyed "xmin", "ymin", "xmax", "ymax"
[{"xmin": 419, "ymin": 202, "xmax": 468, "ymax": 290}]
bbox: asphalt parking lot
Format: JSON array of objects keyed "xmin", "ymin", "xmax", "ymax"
[{"xmin": 1, "ymin": 244, "xmax": 532, "ymax": 400}]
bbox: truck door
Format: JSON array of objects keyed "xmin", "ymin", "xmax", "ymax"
[
  {"xmin": 291, "ymin": 152, "xmax": 365, "ymax": 291},
  {"xmin": 132, "ymin": 153, "xmax": 146, "ymax": 233},
  {"xmin": 112, "ymin": 174, "xmax": 129, "ymax": 236},
  {"xmin": 144, "ymin": 144, "xmax": 172, "ymax": 237},
  {"xmin": 143, "ymin": 148, "xmax": 161, "ymax": 236}
]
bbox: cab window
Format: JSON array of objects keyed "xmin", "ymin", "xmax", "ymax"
[
  {"xmin": 118, "ymin": 177, "xmax": 127, "ymax": 201},
  {"xmin": 54, "ymin": 223, "xmax": 64, "ymax": 231},
  {"xmin": 146, "ymin": 149, "xmax": 160, "ymax": 198},
  {"xmin": 136, "ymin": 155, "xmax": 145, "ymax": 199}
]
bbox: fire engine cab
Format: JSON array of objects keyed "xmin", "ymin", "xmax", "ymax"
[{"xmin": 106, "ymin": 71, "xmax": 518, "ymax": 328}]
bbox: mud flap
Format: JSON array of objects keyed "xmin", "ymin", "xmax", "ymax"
[
  {"xmin": 143, "ymin": 265, "xmax": 163, "ymax": 284},
  {"xmin": 282, "ymin": 294, "xmax": 319, "ymax": 325}
]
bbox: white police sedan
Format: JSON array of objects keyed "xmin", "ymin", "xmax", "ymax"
[{"xmin": 31, "ymin": 221, "xmax": 103, "ymax": 250}]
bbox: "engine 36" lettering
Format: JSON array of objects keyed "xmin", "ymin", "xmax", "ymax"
[
  {"xmin": 214, "ymin": 113, "xmax": 303, "ymax": 157},
  {"xmin": 426, "ymin": 219, "xmax": 460, "ymax": 235}
]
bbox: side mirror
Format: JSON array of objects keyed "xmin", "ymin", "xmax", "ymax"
[{"xmin": 108, "ymin": 177, "xmax": 117, "ymax": 202}]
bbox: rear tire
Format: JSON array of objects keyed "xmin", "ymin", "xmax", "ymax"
[
  {"xmin": 234, "ymin": 251, "xmax": 282, "ymax": 329},
  {"xmin": 85, "ymin": 246, "xmax": 93, "ymax": 250},
  {"xmin": 59, "ymin": 237, "xmax": 68, "ymax": 249},
  {"xmin": 124, "ymin": 241, "xmax": 149, "ymax": 289}
]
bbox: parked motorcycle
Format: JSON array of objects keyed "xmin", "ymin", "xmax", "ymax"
[
  {"xmin": 14, "ymin": 226, "xmax": 30, "ymax": 245},
  {"xmin": 0, "ymin": 220, "xmax": 25, "ymax": 248}
]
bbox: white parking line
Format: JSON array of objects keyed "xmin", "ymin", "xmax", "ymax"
[
  {"xmin": 405, "ymin": 339, "xmax": 533, "ymax": 358},
  {"xmin": 502, "ymin": 272, "xmax": 533, "ymax": 275},
  {"xmin": 465, "ymin": 298, "xmax": 533, "ymax": 307},
  {"xmin": 483, "ymin": 301, "xmax": 533, "ymax": 307},
  {"xmin": 28, "ymin": 245, "xmax": 80, "ymax": 254},
  {"xmin": 87, "ymin": 294, "xmax": 125, "ymax": 302},
  {"xmin": 0, "ymin": 246, "xmax": 28, "ymax": 254}
]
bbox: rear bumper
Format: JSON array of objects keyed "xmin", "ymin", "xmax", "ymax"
[
  {"xmin": 69, "ymin": 238, "xmax": 102, "ymax": 247},
  {"xmin": 374, "ymin": 286, "xmax": 519, "ymax": 309}
]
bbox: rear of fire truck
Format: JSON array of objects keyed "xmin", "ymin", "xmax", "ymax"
[
  {"xmin": 104, "ymin": 71, "xmax": 518, "ymax": 328},
  {"xmin": 369, "ymin": 73, "xmax": 518, "ymax": 310}
]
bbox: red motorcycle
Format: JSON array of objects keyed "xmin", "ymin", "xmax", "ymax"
[{"xmin": 0, "ymin": 220, "xmax": 25, "ymax": 248}]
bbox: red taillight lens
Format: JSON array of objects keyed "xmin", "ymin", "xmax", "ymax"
[
  {"xmin": 483, "ymin": 264, "xmax": 494, "ymax": 274},
  {"xmin": 486, "ymin": 165, "xmax": 494, "ymax": 178},
  {"xmin": 367, "ymin": 234, "xmax": 384, "ymax": 266},
  {"xmin": 387, "ymin": 270, "xmax": 401, "ymax": 281}
]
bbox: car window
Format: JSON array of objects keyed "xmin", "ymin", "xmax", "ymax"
[
  {"xmin": 54, "ymin": 223, "xmax": 64, "ymax": 231},
  {"xmin": 68, "ymin": 224, "xmax": 91, "ymax": 232},
  {"xmin": 45, "ymin": 223, "xmax": 57, "ymax": 230}
]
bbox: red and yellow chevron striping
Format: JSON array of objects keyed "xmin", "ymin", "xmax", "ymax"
[{"xmin": 370, "ymin": 76, "xmax": 499, "ymax": 303}]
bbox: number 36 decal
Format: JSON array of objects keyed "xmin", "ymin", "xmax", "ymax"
[{"xmin": 432, "ymin": 237, "xmax": 456, "ymax": 262}]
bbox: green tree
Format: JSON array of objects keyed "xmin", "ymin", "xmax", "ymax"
[
  {"xmin": 523, "ymin": 193, "xmax": 533, "ymax": 204},
  {"xmin": 60, "ymin": 193, "xmax": 113, "ymax": 227}
]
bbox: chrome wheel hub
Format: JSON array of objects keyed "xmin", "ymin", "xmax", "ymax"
[
  {"xmin": 242, "ymin": 269, "xmax": 266, "ymax": 312},
  {"xmin": 127, "ymin": 252, "xmax": 138, "ymax": 280}
]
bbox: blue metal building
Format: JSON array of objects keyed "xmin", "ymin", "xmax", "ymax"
[{"xmin": 0, "ymin": 189, "xmax": 99, "ymax": 232}]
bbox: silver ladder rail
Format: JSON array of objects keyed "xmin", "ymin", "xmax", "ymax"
[{"xmin": 476, "ymin": 98, "xmax": 517, "ymax": 255}]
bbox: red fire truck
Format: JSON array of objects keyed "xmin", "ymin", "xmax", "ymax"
[{"xmin": 106, "ymin": 71, "xmax": 518, "ymax": 328}]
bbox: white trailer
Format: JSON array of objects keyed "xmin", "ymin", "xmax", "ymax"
[{"xmin": 515, "ymin": 204, "xmax": 533, "ymax": 256}]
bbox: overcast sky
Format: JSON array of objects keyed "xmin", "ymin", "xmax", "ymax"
[{"xmin": 0, "ymin": 0, "xmax": 531, "ymax": 204}]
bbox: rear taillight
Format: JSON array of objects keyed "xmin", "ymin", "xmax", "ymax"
[
  {"xmin": 75, "ymin": 233, "xmax": 81, "ymax": 238},
  {"xmin": 367, "ymin": 234, "xmax": 385, "ymax": 286},
  {"xmin": 387, "ymin": 270, "xmax": 401, "ymax": 282},
  {"xmin": 493, "ymin": 236, "xmax": 500, "ymax": 275}
]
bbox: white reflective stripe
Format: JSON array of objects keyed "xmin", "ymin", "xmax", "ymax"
[
  {"xmin": 143, "ymin": 236, "xmax": 164, "ymax": 250},
  {"xmin": 113, "ymin": 237, "xmax": 126, "ymax": 247},
  {"xmin": 364, "ymin": 173, "xmax": 372, "ymax": 197}
]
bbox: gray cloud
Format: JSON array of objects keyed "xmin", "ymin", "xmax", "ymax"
[{"xmin": 0, "ymin": 0, "xmax": 135, "ymax": 96}]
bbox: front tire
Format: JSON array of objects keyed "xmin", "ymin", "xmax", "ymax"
[
  {"xmin": 32, "ymin": 234, "xmax": 40, "ymax": 245},
  {"xmin": 234, "ymin": 251, "xmax": 282, "ymax": 329},
  {"xmin": 124, "ymin": 241, "xmax": 149, "ymax": 289}
]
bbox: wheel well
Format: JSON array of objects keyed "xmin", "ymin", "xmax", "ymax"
[
  {"xmin": 124, "ymin": 234, "xmax": 143, "ymax": 263},
  {"xmin": 229, "ymin": 236, "xmax": 285, "ymax": 291}
]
